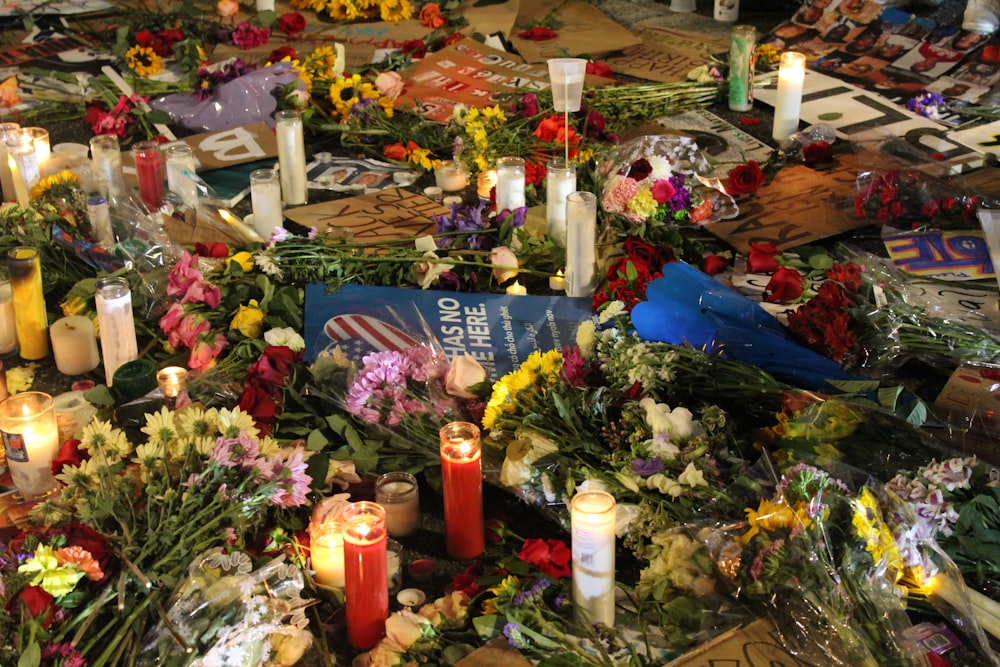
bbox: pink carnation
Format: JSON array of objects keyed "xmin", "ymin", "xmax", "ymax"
[
  {"xmin": 601, "ymin": 176, "xmax": 641, "ymax": 214},
  {"xmin": 650, "ymin": 178, "xmax": 676, "ymax": 204},
  {"xmin": 232, "ymin": 22, "xmax": 271, "ymax": 50}
]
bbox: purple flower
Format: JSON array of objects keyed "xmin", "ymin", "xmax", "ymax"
[
  {"xmin": 503, "ymin": 623, "xmax": 529, "ymax": 649},
  {"xmin": 630, "ymin": 457, "xmax": 665, "ymax": 477},
  {"xmin": 268, "ymin": 449, "xmax": 312, "ymax": 507},
  {"xmin": 668, "ymin": 174, "xmax": 691, "ymax": 211},
  {"xmin": 520, "ymin": 93, "xmax": 539, "ymax": 117},
  {"xmin": 905, "ymin": 91, "xmax": 948, "ymax": 119}
]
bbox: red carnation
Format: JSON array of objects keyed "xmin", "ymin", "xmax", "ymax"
[{"xmin": 702, "ymin": 254, "xmax": 729, "ymax": 275}]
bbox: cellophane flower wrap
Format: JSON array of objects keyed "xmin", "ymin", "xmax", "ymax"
[
  {"xmin": 137, "ymin": 548, "xmax": 313, "ymax": 667},
  {"xmin": 853, "ymin": 165, "xmax": 980, "ymax": 230},
  {"xmin": 597, "ymin": 135, "xmax": 738, "ymax": 238}
]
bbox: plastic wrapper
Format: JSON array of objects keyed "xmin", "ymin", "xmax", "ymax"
[
  {"xmin": 137, "ymin": 548, "xmax": 312, "ymax": 667},
  {"xmin": 852, "ymin": 161, "xmax": 981, "ymax": 231},
  {"xmin": 596, "ymin": 135, "xmax": 739, "ymax": 236}
]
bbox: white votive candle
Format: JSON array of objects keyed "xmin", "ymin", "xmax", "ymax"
[
  {"xmin": 546, "ymin": 158, "xmax": 577, "ymax": 247},
  {"xmin": 250, "ymin": 168, "xmax": 283, "ymax": 239},
  {"xmin": 376, "ymin": 471, "xmax": 419, "ymax": 537},
  {"xmin": 164, "ymin": 143, "xmax": 199, "ymax": 208},
  {"xmin": 435, "ymin": 160, "xmax": 469, "ymax": 192},
  {"xmin": 0, "ymin": 279, "xmax": 16, "ymax": 354},
  {"xmin": 95, "ymin": 277, "xmax": 137, "ymax": 386},
  {"xmin": 477, "ymin": 169, "xmax": 497, "ymax": 200},
  {"xmin": 156, "ymin": 366, "xmax": 188, "ymax": 398},
  {"xmin": 0, "ymin": 391, "xmax": 60, "ymax": 499},
  {"xmin": 549, "ymin": 269, "xmax": 566, "ymax": 292},
  {"xmin": 0, "ymin": 122, "xmax": 20, "ymax": 203},
  {"xmin": 495, "ymin": 157, "xmax": 526, "ymax": 212},
  {"xmin": 565, "ymin": 191, "xmax": 598, "ymax": 298},
  {"xmin": 571, "ymin": 489, "xmax": 617, "ymax": 627},
  {"xmin": 90, "ymin": 134, "xmax": 124, "ymax": 200},
  {"xmin": 276, "ymin": 110, "xmax": 308, "ymax": 206},
  {"xmin": 24, "ymin": 127, "xmax": 49, "ymax": 168},
  {"xmin": 772, "ymin": 51, "xmax": 806, "ymax": 143},
  {"xmin": 310, "ymin": 520, "xmax": 346, "ymax": 588},
  {"xmin": 506, "ymin": 281, "xmax": 527, "ymax": 296},
  {"xmin": 50, "ymin": 315, "xmax": 100, "ymax": 376}
]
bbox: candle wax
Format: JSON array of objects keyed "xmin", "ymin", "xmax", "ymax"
[
  {"xmin": 344, "ymin": 533, "xmax": 388, "ymax": 649},
  {"xmin": 441, "ymin": 447, "xmax": 485, "ymax": 559}
]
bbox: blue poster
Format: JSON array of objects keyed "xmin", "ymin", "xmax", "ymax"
[{"xmin": 303, "ymin": 284, "xmax": 594, "ymax": 379}]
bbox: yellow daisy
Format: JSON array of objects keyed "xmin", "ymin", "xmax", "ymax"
[
  {"xmin": 124, "ymin": 44, "xmax": 164, "ymax": 77},
  {"xmin": 217, "ymin": 407, "xmax": 259, "ymax": 440}
]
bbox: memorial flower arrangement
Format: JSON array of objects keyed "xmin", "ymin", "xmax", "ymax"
[
  {"xmin": 5, "ymin": 406, "xmax": 314, "ymax": 667},
  {"xmin": 853, "ymin": 167, "xmax": 980, "ymax": 230}
]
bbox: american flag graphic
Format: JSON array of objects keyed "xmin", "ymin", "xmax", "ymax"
[{"xmin": 323, "ymin": 314, "xmax": 420, "ymax": 358}]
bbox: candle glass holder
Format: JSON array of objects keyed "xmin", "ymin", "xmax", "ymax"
[
  {"xmin": 728, "ymin": 25, "xmax": 756, "ymax": 111},
  {"xmin": 309, "ymin": 518, "xmax": 346, "ymax": 589},
  {"xmin": 156, "ymin": 366, "xmax": 189, "ymax": 399},
  {"xmin": 8, "ymin": 247, "xmax": 48, "ymax": 360},
  {"xmin": 494, "ymin": 157, "xmax": 526, "ymax": 213},
  {"xmin": 7, "ymin": 133, "xmax": 40, "ymax": 198},
  {"xmin": 90, "ymin": 134, "xmax": 124, "ymax": 200},
  {"xmin": 0, "ymin": 278, "xmax": 16, "ymax": 354},
  {"xmin": 564, "ymin": 191, "xmax": 598, "ymax": 298},
  {"xmin": 434, "ymin": 160, "xmax": 469, "ymax": 192},
  {"xmin": 276, "ymin": 110, "xmax": 308, "ymax": 206},
  {"xmin": 386, "ymin": 538, "xmax": 403, "ymax": 595},
  {"xmin": 95, "ymin": 277, "xmax": 138, "ymax": 386},
  {"xmin": 0, "ymin": 391, "xmax": 60, "ymax": 499},
  {"xmin": 571, "ymin": 489, "xmax": 617, "ymax": 627},
  {"xmin": 376, "ymin": 471, "xmax": 420, "ymax": 537},
  {"xmin": 23, "ymin": 127, "xmax": 49, "ymax": 167},
  {"xmin": 131, "ymin": 140, "xmax": 165, "ymax": 211},
  {"xmin": 342, "ymin": 501, "xmax": 389, "ymax": 650},
  {"xmin": 250, "ymin": 168, "xmax": 283, "ymax": 239},
  {"xmin": 546, "ymin": 158, "xmax": 577, "ymax": 248},
  {"xmin": 0, "ymin": 122, "xmax": 20, "ymax": 203},
  {"xmin": 476, "ymin": 169, "xmax": 497, "ymax": 200},
  {"xmin": 164, "ymin": 144, "xmax": 199, "ymax": 208},
  {"xmin": 439, "ymin": 421, "xmax": 485, "ymax": 560}
]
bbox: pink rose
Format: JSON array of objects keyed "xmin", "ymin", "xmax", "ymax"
[
  {"xmin": 490, "ymin": 246, "xmax": 519, "ymax": 284},
  {"xmin": 189, "ymin": 334, "xmax": 227, "ymax": 370},
  {"xmin": 445, "ymin": 354, "xmax": 487, "ymax": 399},
  {"xmin": 158, "ymin": 302, "xmax": 185, "ymax": 334},
  {"xmin": 173, "ymin": 313, "xmax": 210, "ymax": 349},
  {"xmin": 216, "ymin": 0, "xmax": 239, "ymax": 17},
  {"xmin": 374, "ymin": 71, "xmax": 404, "ymax": 100}
]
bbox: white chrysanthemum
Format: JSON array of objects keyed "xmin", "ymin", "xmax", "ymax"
[
  {"xmin": 134, "ymin": 441, "xmax": 166, "ymax": 482},
  {"xmin": 190, "ymin": 435, "xmax": 217, "ymax": 457},
  {"xmin": 55, "ymin": 457, "xmax": 102, "ymax": 491},
  {"xmin": 167, "ymin": 437, "xmax": 193, "ymax": 461},
  {"xmin": 646, "ymin": 154, "xmax": 674, "ymax": 181},
  {"xmin": 255, "ymin": 249, "xmax": 283, "ymax": 279},
  {"xmin": 264, "ymin": 327, "xmax": 305, "ymax": 352},
  {"xmin": 142, "ymin": 406, "xmax": 179, "ymax": 446},
  {"xmin": 177, "ymin": 406, "xmax": 219, "ymax": 438},
  {"xmin": 79, "ymin": 420, "xmax": 116, "ymax": 453},
  {"xmin": 27, "ymin": 499, "xmax": 71, "ymax": 527},
  {"xmin": 576, "ymin": 320, "xmax": 596, "ymax": 358},
  {"xmin": 598, "ymin": 301, "xmax": 626, "ymax": 324},
  {"xmin": 217, "ymin": 407, "xmax": 259, "ymax": 439}
]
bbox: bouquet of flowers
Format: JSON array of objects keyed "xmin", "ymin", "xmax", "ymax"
[
  {"xmin": 853, "ymin": 167, "xmax": 980, "ymax": 230},
  {"xmin": 597, "ymin": 135, "xmax": 738, "ymax": 241}
]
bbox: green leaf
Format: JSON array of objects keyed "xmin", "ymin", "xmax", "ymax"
[
  {"xmin": 84, "ymin": 385, "xmax": 116, "ymax": 407},
  {"xmin": 257, "ymin": 9, "xmax": 277, "ymax": 26},
  {"xmin": 19, "ymin": 642, "xmax": 40, "ymax": 667},
  {"xmin": 876, "ymin": 385, "xmax": 903, "ymax": 410},
  {"xmin": 826, "ymin": 379, "xmax": 881, "ymax": 393},
  {"xmin": 818, "ymin": 112, "xmax": 842, "ymax": 120},
  {"xmin": 473, "ymin": 614, "xmax": 503, "ymax": 639},
  {"xmin": 307, "ymin": 428, "xmax": 329, "ymax": 451}
]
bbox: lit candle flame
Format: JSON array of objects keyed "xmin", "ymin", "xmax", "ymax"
[{"xmin": 217, "ymin": 208, "xmax": 265, "ymax": 244}]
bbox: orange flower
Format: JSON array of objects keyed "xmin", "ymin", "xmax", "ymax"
[
  {"xmin": 0, "ymin": 76, "xmax": 19, "ymax": 108},
  {"xmin": 383, "ymin": 143, "xmax": 407, "ymax": 161},
  {"xmin": 55, "ymin": 546, "xmax": 104, "ymax": 581},
  {"xmin": 216, "ymin": 0, "xmax": 239, "ymax": 18},
  {"xmin": 419, "ymin": 3, "xmax": 446, "ymax": 29}
]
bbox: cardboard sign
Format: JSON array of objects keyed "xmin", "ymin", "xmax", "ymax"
[
  {"xmin": 884, "ymin": 229, "xmax": 994, "ymax": 280},
  {"xmin": 666, "ymin": 619, "xmax": 822, "ymax": 666},
  {"xmin": 508, "ymin": 0, "xmax": 640, "ymax": 63},
  {"xmin": 177, "ymin": 122, "xmax": 278, "ymax": 170},
  {"xmin": 396, "ymin": 38, "xmax": 551, "ymax": 122},
  {"xmin": 601, "ymin": 25, "xmax": 728, "ymax": 84},
  {"xmin": 934, "ymin": 363, "xmax": 1000, "ymax": 439},
  {"xmin": 705, "ymin": 152, "xmax": 870, "ymax": 254},
  {"xmin": 283, "ymin": 187, "xmax": 445, "ymax": 240},
  {"xmin": 303, "ymin": 284, "xmax": 593, "ymax": 379}
]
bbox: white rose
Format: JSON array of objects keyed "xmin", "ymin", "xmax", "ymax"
[
  {"xmin": 678, "ymin": 462, "xmax": 707, "ymax": 488},
  {"xmin": 445, "ymin": 354, "xmax": 487, "ymax": 399},
  {"xmin": 500, "ymin": 457, "xmax": 533, "ymax": 487},
  {"xmin": 490, "ymin": 246, "xmax": 519, "ymax": 284},
  {"xmin": 516, "ymin": 429, "xmax": 559, "ymax": 462},
  {"xmin": 385, "ymin": 609, "xmax": 430, "ymax": 650},
  {"xmin": 264, "ymin": 327, "xmax": 305, "ymax": 352},
  {"xmin": 268, "ymin": 627, "xmax": 313, "ymax": 667},
  {"xmin": 413, "ymin": 236, "xmax": 454, "ymax": 289}
]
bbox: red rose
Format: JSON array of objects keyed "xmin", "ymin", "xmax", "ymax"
[
  {"xmin": 702, "ymin": 254, "xmax": 729, "ymax": 275},
  {"xmin": 764, "ymin": 266, "xmax": 805, "ymax": 303},
  {"xmin": 524, "ymin": 159, "xmax": 546, "ymax": 187},
  {"xmin": 518, "ymin": 538, "xmax": 572, "ymax": 579},
  {"xmin": 278, "ymin": 12, "xmax": 306, "ymax": 37},
  {"xmin": 746, "ymin": 242, "xmax": 780, "ymax": 273},
  {"xmin": 586, "ymin": 61, "xmax": 613, "ymax": 78},
  {"xmin": 443, "ymin": 32, "xmax": 464, "ymax": 47},
  {"xmin": 269, "ymin": 45, "xmax": 297, "ymax": 62},
  {"xmin": 518, "ymin": 26, "xmax": 558, "ymax": 41},
  {"xmin": 383, "ymin": 142, "xmax": 407, "ymax": 161},
  {"xmin": 401, "ymin": 40, "xmax": 427, "ymax": 57},
  {"xmin": 726, "ymin": 161, "xmax": 766, "ymax": 195},
  {"xmin": 239, "ymin": 382, "xmax": 279, "ymax": 429},
  {"xmin": 802, "ymin": 141, "xmax": 833, "ymax": 165},
  {"xmin": 52, "ymin": 438, "xmax": 83, "ymax": 476},
  {"xmin": 11, "ymin": 586, "xmax": 55, "ymax": 629},
  {"xmin": 623, "ymin": 236, "xmax": 657, "ymax": 267},
  {"xmin": 194, "ymin": 242, "xmax": 229, "ymax": 258}
]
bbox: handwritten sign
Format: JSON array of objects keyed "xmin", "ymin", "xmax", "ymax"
[
  {"xmin": 667, "ymin": 618, "xmax": 820, "ymax": 666},
  {"xmin": 884, "ymin": 230, "xmax": 993, "ymax": 280},
  {"xmin": 509, "ymin": 0, "xmax": 640, "ymax": 63},
  {"xmin": 601, "ymin": 26, "xmax": 728, "ymax": 83},
  {"xmin": 705, "ymin": 152, "xmax": 869, "ymax": 254},
  {"xmin": 283, "ymin": 187, "xmax": 445, "ymax": 240},
  {"xmin": 175, "ymin": 122, "xmax": 278, "ymax": 170}
]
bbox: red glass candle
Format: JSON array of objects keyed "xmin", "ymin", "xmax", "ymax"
[
  {"xmin": 439, "ymin": 421, "xmax": 485, "ymax": 560},
  {"xmin": 131, "ymin": 140, "xmax": 164, "ymax": 210},
  {"xmin": 342, "ymin": 501, "xmax": 388, "ymax": 650}
]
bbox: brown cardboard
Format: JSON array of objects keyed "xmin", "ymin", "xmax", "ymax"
[
  {"xmin": 666, "ymin": 618, "xmax": 823, "ymax": 666},
  {"xmin": 601, "ymin": 26, "xmax": 729, "ymax": 83},
  {"xmin": 508, "ymin": 0, "xmax": 640, "ymax": 63},
  {"xmin": 176, "ymin": 122, "xmax": 278, "ymax": 170},
  {"xmin": 705, "ymin": 152, "xmax": 871, "ymax": 254},
  {"xmin": 283, "ymin": 187, "xmax": 446, "ymax": 240}
]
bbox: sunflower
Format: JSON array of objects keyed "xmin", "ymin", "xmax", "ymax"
[
  {"xmin": 327, "ymin": 73, "xmax": 380, "ymax": 122},
  {"xmin": 30, "ymin": 170, "xmax": 81, "ymax": 200},
  {"xmin": 124, "ymin": 44, "xmax": 164, "ymax": 77}
]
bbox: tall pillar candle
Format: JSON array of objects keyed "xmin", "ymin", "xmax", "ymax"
[
  {"xmin": 276, "ymin": 110, "xmax": 308, "ymax": 206},
  {"xmin": 309, "ymin": 518, "xmax": 346, "ymax": 588},
  {"xmin": 90, "ymin": 134, "xmax": 124, "ymax": 200},
  {"xmin": 95, "ymin": 276, "xmax": 137, "ymax": 386},
  {"xmin": 727, "ymin": 25, "xmax": 756, "ymax": 111},
  {"xmin": 87, "ymin": 195, "xmax": 115, "ymax": 248},
  {"xmin": 376, "ymin": 471, "xmax": 420, "ymax": 538},
  {"xmin": 494, "ymin": 156, "xmax": 526, "ymax": 213},
  {"xmin": 0, "ymin": 391, "xmax": 60, "ymax": 500},
  {"xmin": 0, "ymin": 122, "xmax": 20, "ymax": 202},
  {"xmin": 164, "ymin": 143, "xmax": 199, "ymax": 208},
  {"xmin": 564, "ymin": 191, "xmax": 598, "ymax": 298},
  {"xmin": 131, "ymin": 140, "xmax": 164, "ymax": 210},
  {"xmin": 546, "ymin": 158, "xmax": 577, "ymax": 248},
  {"xmin": 571, "ymin": 490, "xmax": 617, "ymax": 627},
  {"xmin": 439, "ymin": 421, "xmax": 485, "ymax": 559},
  {"xmin": 0, "ymin": 278, "xmax": 16, "ymax": 354},
  {"xmin": 342, "ymin": 501, "xmax": 389, "ymax": 650},
  {"xmin": 50, "ymin": 315, "xmax": 100, "ymax": 376},
  {"xmin": 24, "ymin": 127, "xmax": 49, "ymax": 169},
  {"xmin": 8, "ymin": 247, "xmax": 48, "ymax": 360},
  {"xmin": 771, "ymin": 51, "xmax": 807, "ymax": 143},
  {"xmin": 7, "ymin": 133, "xmax": 40, "ymax": 200},
  {"xmin": 250, "ymin": 168, "xmax": 283, "ymax": 239}
]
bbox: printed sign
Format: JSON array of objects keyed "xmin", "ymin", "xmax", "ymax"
[
  {"xmin": 666, "ymin": 618, "xmax": 822, "ymax": 666},
  {"xmin": 283, "ymin": 187, "xmax": 446, "ymax": 240},
  {"xmin": 303, "ymin": 284, "xmax": 593, "ymax": 379},
  {"xmin": 883, "ymin": 229, "xmax": 994, "ymax": 280}
]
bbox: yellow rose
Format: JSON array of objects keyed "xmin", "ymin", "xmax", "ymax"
[
  {"xmin": 229, "ymin": 299, "xmax": 263, "ymax": 338},
  {"xmin": 227, "ymin": 251, "xmax": 254, "ymax": 272}
]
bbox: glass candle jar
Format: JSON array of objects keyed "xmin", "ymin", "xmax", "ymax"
[
  {"xmin": 342, "ymin": 501, "xmax": 388, "ymax": 650},
  {"xmin": 8, "ymin": 247, "xmax": 48, "ymax": 360},
  {"xmin": 0, "ymin": 391, "xmax": 59, "ymax": 499},
  {"xmin": 132, "ymin": 140, "xmax": 165, "ymax": 210},
  {"xmin": 375, "ymin": 471, "xmax": 420, "ymax": 537},
  {"xmin": 95, "ymin": 276, "xmax": 138, "ymax": 386},
  {"xmin": 439, "ymin": 421, "xmax": 485, "ymax": 560}
]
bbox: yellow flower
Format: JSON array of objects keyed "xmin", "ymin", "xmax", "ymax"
[
  {"xmin": 379, "ymin": 0, "xmax": 413, "ymax": 21},
  {"xmin": 228, "ymin": 251, "xmax": 254, "ymax": 272},
  {"xmin": 61, "ymin": 296, "xmax": 87, "ymax": 318},
  {"xmin": 125, "ymin": 44, "xmax": 164, "ymax": 77},
  {"xmin": 853, "ymin": 488, "xmax": 902, "ymax": 575},
  {"xmin": 627, "ymin": 188, "xmax": 658, "ymax": 220},
  {"xmin": 738, "ymin": 498, "xmax": 812, "ymax": 544},
  {"xmin": 482, "ymin": 575, "xmax": 520, "ymax": 615},
  {"xmin": 30, "ymin": 170, "xmax": 80, "ymax": 200},
  {"xmin": 408, "ymin": 145, "xmax": 433, "ymax": 171},
  {"xmin": 230, "ymin": 299, "xmax": 264, "ymax": 338},
  {"xmin": 18, "ymin": 545, "xmax": 85, "ymax": 597}
]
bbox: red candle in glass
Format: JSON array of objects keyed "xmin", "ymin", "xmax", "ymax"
[
  {"xmin": 342, "ymin": 501, "xmax": 388, "ymax": 650},
  {"xmin": 131, "ymin": 140, "xmax": 164, "ymax": 210},
  {"xmin": 439, "ymin": 421, "xmax": 485, "ymax": 560}
]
